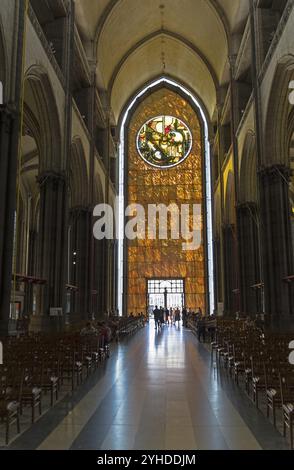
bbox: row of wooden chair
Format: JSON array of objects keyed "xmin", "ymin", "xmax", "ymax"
[
  {"xmin": 0, "ymin": 333, "xmax": 108, "ymax": 445},
  {"xmin": 212, "ymin": 319, "xmax": 294, "ymax": 449},
  {"xmin": 0, "ymin": 316, "xmax": 144, "ymax": 445},
  {"xmin": 116, "ymin": 316, "xmax": 144, "ymax": 340}
]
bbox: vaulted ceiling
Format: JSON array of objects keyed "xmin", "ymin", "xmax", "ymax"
[{"xmin": 75, "ymin": 0, "xmax": 249, "ymax": 122}]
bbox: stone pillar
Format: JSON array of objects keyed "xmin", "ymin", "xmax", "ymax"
[
  {"xmin": 237, "ymin": 203, "xmax": 262, "ymax": 315},
  {"xmin": 259, "ymin": 165, "xmax": 294, "ymax": 328},
  {"xmin": 213, "ymin": 237, "xmax": 222, "ymax": 307},
  {"xmin": 70, "ymin": 207, "xmax": 91, "ymax": 320},
  {"xmin": 31, "ymin": 172, "xmax": 68, "ymax": 331},
  {"xmin": 0, "ymin": 106, "xmax": 19, "ymax": 335},
  {"xmin": 223, "ymin": 224, "xmax": 238, "ymax": 315},
  {"xmin": 93, "ymin": 238, "xmax": 103, "ymax": 318},
  {"xmin": 108, "ymin": 240, "xmax": 117, "ymax": 313},
  {"xmin": 23, "ymin": 229, "xmax": 37, "ymax": 316},
  {"xmin": 100, "ymin": 239, "xmax": 109, "ymax": 314}
]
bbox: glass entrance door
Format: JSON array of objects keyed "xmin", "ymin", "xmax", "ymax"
[{"xmin": 147, "ymin": 279, "xmax": 185, "ymax": 316}]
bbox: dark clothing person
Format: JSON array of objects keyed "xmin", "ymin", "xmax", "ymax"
[
  {"xmin": 197, "ymin": 318, "xmax": 206, "ymax": 342},
  {"xmin": 175, "ymin": 308, "xmax": 181, "ymax": 326},
  {"xmin": 182, "ymin": 308, "xmax": 187, "ymax": 327},
  {"xmin": 153, "ymin": 307, "xmax": 160, "ymax": 329},
  {"xmin": 159, "ymin": 308, "xmax": 165, "ymax": 325},
  {"xmin": 165, "ymin": 309, "xmax": 170, "ymax": 324}
]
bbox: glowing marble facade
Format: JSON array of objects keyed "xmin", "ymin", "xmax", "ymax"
[{"xmin": 127, "ymin": 88, "xmax": 205, "ymax": 314}]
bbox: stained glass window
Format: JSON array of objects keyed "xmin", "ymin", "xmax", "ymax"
[
  {"xmin": 137, "ymin": 115, "xmax": 192, "ymax": 168},
  {"xmin": 127, "ymin": 88, "xmax": 206, "ymax": 315}
]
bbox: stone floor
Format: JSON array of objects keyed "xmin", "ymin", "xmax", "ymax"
[{"xmin": 3, "ymin": 322, "xmax": 290, "ymax": 450}]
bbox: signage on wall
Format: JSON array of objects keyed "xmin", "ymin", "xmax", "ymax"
[{"xmin": 49, "ymin": 308, "xmax": 63, "ymax": 317}]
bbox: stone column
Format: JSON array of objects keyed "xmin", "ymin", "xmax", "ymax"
[
  {"xmin": 31, "ymin": 172, "xmax": 68, "ymax": 331},
  {"xmin": 93, "ymin": 238, "xmax": 104, "ymax": 318},
  {"xmin": 237, "ymin": 203, "xmax": 262, "ymax": 315},
  {"xmin": 0, "ymin": 106, "xmax": 19, "ymax": 335},
  {"xmin": 70, "ymin": 207, "xmax": 91, "ymax": 321},
  {"xmin": 108, "ymin": 240, "xmax": 117, "ymax": 313},
  {"xmin": 100, "ymin": 239, "xmax": 109, "ymax": 314},
  {"xmin": 259, "ymin": 165, "xmax": 294, "ymax": 328},
  {"xmin": 23, "ymin": 229, "xmax": 37, "ymax": 316},
  {"xmin": 222, "ymin": 224, "xmax": 238, "ymax": 315},
  {"xmin": 213, "ymin": 237, "xmax": 222, "ymax": 307}
]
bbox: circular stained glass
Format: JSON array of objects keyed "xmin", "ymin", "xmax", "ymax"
[{"xmin": 137, "ymin": 115, "xmax": 192, "ymax": 168}]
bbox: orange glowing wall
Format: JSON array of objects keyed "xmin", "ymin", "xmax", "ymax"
[{"xmin": 126, "ymin": 88, "xmax": 205, "ymax": 314}]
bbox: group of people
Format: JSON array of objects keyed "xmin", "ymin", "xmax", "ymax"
[
  {"xmin": 80, "ymin": 320, "xmax": 115, "ymax": 346},
  {"xmin": 187, "ymin": 309, "xmax": 217, "ymax": 342},
  {"xmin": 152, "ymin": 306, "xmax": 189, "ymax": 330}
]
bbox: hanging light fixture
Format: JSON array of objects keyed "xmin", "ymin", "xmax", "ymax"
[{"xmin": 159, "ymin": 4, "xmax": 166, "ymax": 73}]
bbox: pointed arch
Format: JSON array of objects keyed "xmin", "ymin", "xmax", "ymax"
[
  {"xmin": 240, "ymin": 131, "xmax": 258, "ymax": 203},
  {"xmin": 0, "ymin": 15, "xmax": 8, "ymax": 101},
  {"xmin": 117, "ymin": 77, "xmax": 214, "ymax": 315},
  {"xmin": 24, "ymin": 66, "xmax": 62, "ymax": 172},
  {"xmin": 93, "ymin": 173, "xmax": 104, "ymax": 206},
  {"xmin": 225, "ymin": 171, "xmax": 235, "ymax": 225},
  {"xmin": 70, "ymin": 138, "xmax": 89, "ymax": 208},
  {"xmin": 264, "ymin": 54, "xmax": 294, "ymax": 166},
  {"xmin": 108, "ymin": 29, "xmax": 218, "ymax": 95}
]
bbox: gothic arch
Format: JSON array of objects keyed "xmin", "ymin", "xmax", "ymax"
[
  {"xmin": 239, "ymin": 131, "xmax": 258, "ymax": 203},
  {"xmin": 0, "ymin": 16, "xmax": 8, "ymax": 100},
  {"xmin": 94, "ymin": 0, "xmax": 229, "ymax": 53},
  {"xmin": 24, "ymin": 66, "xmax": 62, "ymax": 172},
  {"xmin": 117, "ymin": 76, "xmax": 212, "ymax": 140},
  {"xmin": 70, "ymin": 138, "xmax": 89, "ymax": 208},
  {"xmin": 93, "ymin": 174, "xmax": 104, "ymax": 206},
  {"xmin": 108, "ymin": 30, "xmax": 218, "ymax": 95},
  {"xmin": 224, "ymin": 171, "xmax": 236, "ymax": 225},
  {"xmin": 264, "ymin": 54, "xmax": 294, "ymax": 166}
]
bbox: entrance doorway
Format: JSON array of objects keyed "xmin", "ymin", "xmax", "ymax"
[{"xmin": 147, "ymin": 279, "xmax": 185, "ymax": 316}]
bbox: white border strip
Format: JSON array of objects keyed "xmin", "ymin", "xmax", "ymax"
[{"xmin": 117, "ymin": 78, "xmax": 214, "ymax": 315}]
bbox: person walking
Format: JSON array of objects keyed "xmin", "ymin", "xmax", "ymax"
[
  {"xmin": 159, "ymin": 307, "xmax": 165, "ymax": 327},
  {"xmin": 175, "ymin": 307, "xmax": 181, "ymax": 327},
  {"xmin": 153, "ymin": 306, "xmax": 160, "ymax": 329},
  {"xmin": 182, "ymin": 307, "xmax": 187, "ymax": 328},
  {"xmin": 165, "ymin": 307, "xmax": 170, "ymax": 325},
  {"xmin": 170, "ymin": 307, "xmax": 174, "ymax": 325},
  {"xmin": 197, "ymin": 316, "xmax": 206, "ymax": 342}
]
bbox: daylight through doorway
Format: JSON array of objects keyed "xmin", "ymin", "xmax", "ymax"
[{"xmin": 147, "ymin": 279, "xmax": 184, "ymax": 316}]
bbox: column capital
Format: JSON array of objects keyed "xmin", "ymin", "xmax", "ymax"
[
  {"xmin": 69, "ymin": 206, "xmax": 93, "ymax": 223},
  {"xmin": 0, "ymin": 104, "xmax": 18, "ymax": 130},
  {"xmin": 222, "ymin": 223, "xmax": 235, "ymax": 231},
  {"xmin": 70, "ymin": 205, "xmax": 92, "ymax": 215},
  {"xmin": 38, "ymin": 171, "xmax": 66, "ymax": 187},
  {"xmin": 258, "ymin": 164, "xmax": 292, "ymax": 182},
  {"xmin": 236, "ymin": 201, "xmax": 258, "ymax": 212},
  {"xmin": 0, "ymin": 103, "xmax": 18, "ymax": 117}
]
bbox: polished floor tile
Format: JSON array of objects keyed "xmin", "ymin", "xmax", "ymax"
[{"xmin": 8, "ymin": 322, "xmax": 288, "ymax": 450}]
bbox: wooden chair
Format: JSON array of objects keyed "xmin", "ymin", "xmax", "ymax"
[
  {"xmin": 251, "ymin": 355, "xmax": 266, "ymax": 408},
  {"xmin": 21, "ymin": 365, "xmax": 42, "ymax": 424},
  {"xmin": 0, "ymin": 368, "xmax": 23, "ymax": 445},
  {"xmin": 40, "ymin": 358, "xmax": 60, "ymax": 406},
  {"xmin": 280, "ymin": 373, "xmax": 294, "ymax": 449}
]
